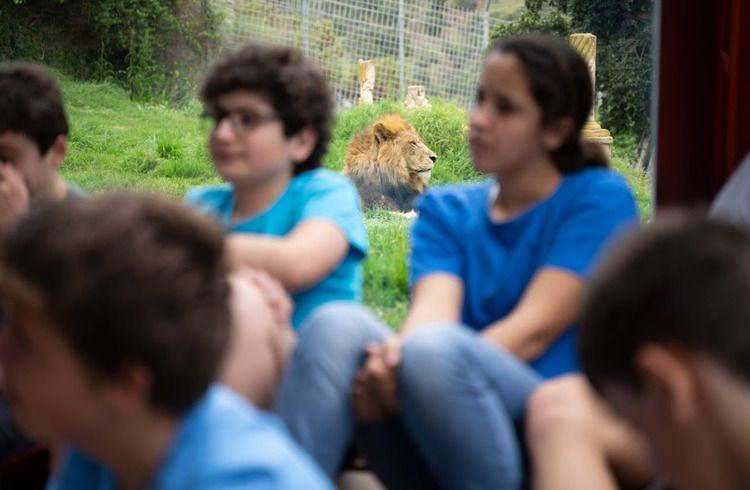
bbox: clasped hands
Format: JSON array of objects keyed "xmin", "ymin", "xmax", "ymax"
[{"xmin": 352, "ymin": 337, "xmax": 402, "ymax": 423}]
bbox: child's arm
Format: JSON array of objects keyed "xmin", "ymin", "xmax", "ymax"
[
  {"xmin": 480, "ymin": 268, "xmax": 584, "ymax": 361},
  {"xmin": 400, "ymin": 273, "xmax": 464, "ymax": 334},
  {"xmin": 225, "ymin": 218, "xmax": 350, "ymax": 291}
]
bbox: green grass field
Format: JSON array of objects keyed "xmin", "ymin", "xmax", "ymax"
[{"xmin": 58, "ymin": 72, "xmax": 652, "ymax": 328}]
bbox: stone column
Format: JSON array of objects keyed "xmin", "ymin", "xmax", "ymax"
[
  {"xmin": 358, "ymin": 59, "xmax": 375, "ymax": 105},
  {"xmin": 569, "ymin": 33, "xmax": 613, "ymax": 159},
  {"xmin": 404, "ymin": 85, "xmax": 430, "ymax": 109}
]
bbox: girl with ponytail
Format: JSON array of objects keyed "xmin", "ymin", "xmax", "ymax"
[{"xmin": 275, "ymin": 35, "xmax": 639, "ymax": 489}]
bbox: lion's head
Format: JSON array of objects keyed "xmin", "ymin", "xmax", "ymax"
[{"xmin": 343, "ymin": 115, "xmax": 437, "ymax": 211}]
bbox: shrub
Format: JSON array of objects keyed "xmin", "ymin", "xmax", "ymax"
[{"xmin": 0, "ymin": 0, "xmax": 219, "ymax": 104}]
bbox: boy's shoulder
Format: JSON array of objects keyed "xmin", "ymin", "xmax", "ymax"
[
  {"xmin": 185, "ymin": 183, "xmax": 233, "ymax": 208},
  {"xmin": 162, "ymin": 384, "xmax": 331, "ymax": 489}
]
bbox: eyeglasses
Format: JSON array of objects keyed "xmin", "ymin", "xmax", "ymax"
[{"xmin": 201, "ymin": 108, "xmax": 279, "ymax": 134}]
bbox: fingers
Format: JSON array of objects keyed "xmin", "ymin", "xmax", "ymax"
[
  {"xmin": 0, "ymin": 165, "xmax": 30, "ymax": 229},
  {"xmin": 233, "ymin": 267, "xmax": 294, "ymax": 326},
  {"xmin": 383, "ymin": 336, "xmax": 402, "ymax": 367}
]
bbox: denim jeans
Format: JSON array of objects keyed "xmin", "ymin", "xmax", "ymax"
[{"xmin": 275, "ymin": 302, "xmax": 542, "ymax": 490}]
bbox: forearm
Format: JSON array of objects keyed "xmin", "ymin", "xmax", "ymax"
[
  {"xmin": 226, "ymin": 234, "xmax": 318, "ymax": 291},
  {"xmin": 481, "ymin": 316, "xmax": 564, "ymax": 362},
  {"xmin": 400, "ymin": 274, "xmax": 463, "ymax": 337}
]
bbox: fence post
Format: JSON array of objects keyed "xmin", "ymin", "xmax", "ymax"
[
  {"xmin": 302, "ymin": 0, "xmax": 310, "ymax": 56},
  {"xmin": 398, "ymin": 0, "xmax": 405, "ymax": 98},
  {"xmin": 482, "ymin": 0, "xmax": 491, "ymax": 45}
]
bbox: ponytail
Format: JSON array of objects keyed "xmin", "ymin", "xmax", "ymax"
[{"xmin": 551, "ymin": 138, "xmax": 609, "ymax": 173}]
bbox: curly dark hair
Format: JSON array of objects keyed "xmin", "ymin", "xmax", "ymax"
[
  {"xmin": 201, "ymin": 43, "xmax": 333, "ymax": 175},
  {"xmin": 0, "ymin": 194, "xmax": 230, "ymax": 414},
  {"xmin": 0, "ymin": 62, "xmax": 69, "ymax": 155}
]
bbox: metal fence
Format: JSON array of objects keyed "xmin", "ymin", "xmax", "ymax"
[{"xmin": 215, "ymin": 0, "xmax": 493, "ymax": 108}]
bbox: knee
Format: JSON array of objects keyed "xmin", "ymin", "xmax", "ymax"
[
  {"xmin": 296, "ymin": 302, "xmax": 383, "ymax": 362},
  {"xmin": 401, "ymin": 324, "xmax": 472, "ymax": 389},
  {"xmin": 525, "ymin": 375, "xmax": 597, "ymax": 451}
]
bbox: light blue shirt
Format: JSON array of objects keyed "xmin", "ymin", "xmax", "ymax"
[
  {"xmin": 410, "ymin": 168, "xmax": 638, "ymax": 378},
  {"xmin": 186, "ymin": 169, "xmax": 368, "ymax": 328},
  {"xmin": 48, "ymin": 385, "xmax": 333, "ymax": 490}
]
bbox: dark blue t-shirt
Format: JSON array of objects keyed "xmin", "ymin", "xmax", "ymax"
[{"xmin": 410, "ymin": 168, "xmax": 638, "ymax": 378}]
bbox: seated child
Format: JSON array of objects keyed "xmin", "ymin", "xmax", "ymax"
[
  {"xmin": 274, "ymin": 35, "xmax": 638, "ymax": 490},
  {"xmin": 0, "ymin": 61, "xmax": 83, "ymax": 473},
  {"xmin": 0, "ymin": 62, "xmax": 83, "ymax": 232},
  {"xmin": 579, "ymin": 215, "xmax": 750, "ymax": 490},
  {"xmin": 0, "ymin": 194, "xmax": 332, "ymax": 489},
  {"xmin": 187, "ymin": 43, "xmax": 368, "ymax": 329}
]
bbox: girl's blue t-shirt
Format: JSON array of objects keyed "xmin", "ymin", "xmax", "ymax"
[
  {"xmin": 186, "ymin": 169, "xmax": 368, "ymax": 329},
  {"xmin": 410, "ymin": 168, "xmax": 638, "ymax": 378}
]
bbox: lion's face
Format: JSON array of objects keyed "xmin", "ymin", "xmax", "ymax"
[{"xmin": 375, "ymin": 126, "xmax": 437, "ymax": 188}]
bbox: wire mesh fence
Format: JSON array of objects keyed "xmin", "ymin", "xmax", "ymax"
[{"xmin": 215, "ymin": 0, "xmax": 493, "ymax": 108}]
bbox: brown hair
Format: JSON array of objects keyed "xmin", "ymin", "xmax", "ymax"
[
  {"xmin": 201, "ymin": 43, "xmax": 333, "ymax": 175},
  {"xmin": 580, "ymin": 214, "xmax": 750, "ymax": 391},
  {"xmin": 0, "ymin": 62, "xmax": 69, "ymax": 155},
  {"xmin": 0, "ymin": 194, "xmax": 230, "ymax": 414},
  {"xmin": 491, "ymin": 35, "xmax": 607, "ymax": 172}
]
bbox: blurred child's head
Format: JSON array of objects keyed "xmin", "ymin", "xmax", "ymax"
[
  {"xmin": 200, "ymin": 43, "xmax": 333, "ymax": 184},
  {"xmin": 0, "ymin": 194, "xmax": 230, "ymax": 443},
  {"xmin": 470, "ymin": 35, "xmax": 606, "ymax": 176},
  {"xmin": 0, "ymin": 62, "xmax": 69, "ymax": 197},
  {"xmin": 580, "ymin": 215, "xmax": 750, "ymax": 488}
]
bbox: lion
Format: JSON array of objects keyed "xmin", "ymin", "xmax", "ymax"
[{"xmin": 343, "ymin": 115, "xmax": 437, "ymax": 212}]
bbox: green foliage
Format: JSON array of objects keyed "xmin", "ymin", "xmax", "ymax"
[
  {"xmin": 490, "ymin": 0, "xmax": 653, "ymax": 139},
  {"xmin": 0, "ymin": 0, "xmax": 219, "ymax": 104},
  {"xmin": 57, "ymin": 73, "xmax": 651, "ymax": 328},
  {"xmin": 491, "ymin": 5, "xmax": 571, "ymax": 39},
  {"xmin": 363, "ymin": 209, "xmax": 410, "ymax": 328}
]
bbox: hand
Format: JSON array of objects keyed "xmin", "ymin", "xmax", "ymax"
[
  {"xmin": 352, "ymin": 339, "xmax": 401, "ymax": 423},
  {"xmin": 233, "ymin": 267, "xmax": 294, "ymax": 327},
  {"xmin": 0, "ymin": 165, "xmax": 30, "ymax": 230}
]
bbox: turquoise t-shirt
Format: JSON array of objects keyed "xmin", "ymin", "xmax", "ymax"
[
  {"xmin": 186, "ymin": 169, "xmax": 368, "ymax": 328},
  {"xmin": 410, "ymin": 168, "xmax": 638, "ymax": 378},
  {"xmin": 47, "ymin": 384, "xmax": 333, "ymax": 490}
]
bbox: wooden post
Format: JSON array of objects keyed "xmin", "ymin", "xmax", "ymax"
[
  {"xmin": 358, "ymin": 59, "xmax": 375, "ymax": 105},
  {"xmin": 404, "ymin": 85, "xmax": 430, "ymax": 109},
  {"xmin": 570, "ymin": 33, "xmax": 613, "ymax": 159}
]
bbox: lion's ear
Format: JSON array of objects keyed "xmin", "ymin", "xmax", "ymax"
[{"xmin": 373, "ymin": 123, "xmax": 395, "ymax": 145}]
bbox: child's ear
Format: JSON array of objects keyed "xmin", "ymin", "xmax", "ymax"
[
  {"xmin": 107, "ymin": 365, "xmax": 154, "ymax": 413},
  {"xmin": 635, "ymin": 344, "xmax": 699, "ymax": 425},
  {"xmin": 288, "ymin": 127, "xmax": 318, "ymax": 164},
  {"xmin": 44, "ymin": 135, "xmax": 68, "ymax": 170},
  {"xmin": 373, "ymin": 123, "xmax": 394, "ymax": 145},
  {"xmin": 542, "ymin": 116, "xmax": 574, "ymax": 152}
]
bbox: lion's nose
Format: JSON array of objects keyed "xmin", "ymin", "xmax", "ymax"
[{"xmin": 429, "ymin": 155, "xmax": 437, "ymax": 163}]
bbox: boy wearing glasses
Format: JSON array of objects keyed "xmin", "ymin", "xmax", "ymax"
[{"xmin": 187, "ymin": 43, "xmax": 368, "ymax": 330}]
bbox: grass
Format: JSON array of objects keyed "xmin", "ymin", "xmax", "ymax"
[{"xmin": 57, "ymin": 72, "xmax": 652, "ymax": 328}]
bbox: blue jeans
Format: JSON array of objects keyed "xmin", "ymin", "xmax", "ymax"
[{"xmin": 275, "ymin": 302, "xmax": 542, "ymax": 490}]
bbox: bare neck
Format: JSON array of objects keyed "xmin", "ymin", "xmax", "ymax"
[
  {"xmin": 231, "ymin": 170, "xmax": 293, "ymax": 221},
  {"xmin": 692, "ymin": 367, "xmax": 750, "ymax": 490},
  {"xmin": 78, "ymin": 411, "xmax": 178, "ymax": 490},
  {"xmin": 492, "ymin": 158, "xmax": 562, "ymax": 221},
  {"xmin": 36, "ymin": 174, "xmax": 69, "ymax": 202}
]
